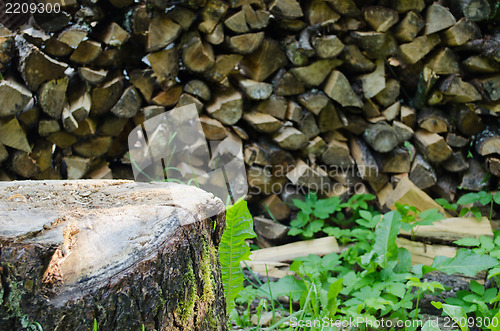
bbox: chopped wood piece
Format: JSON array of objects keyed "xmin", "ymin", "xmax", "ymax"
[
  {"xmin": 290, "ymin": 59, "xmax": 341, "ymax": 87},
  {"xmin": 16, "ymin": 38, "xmax": 69, "ymax": 90},
  {"xmin": 73, "ymin": 136, "xmax": 112, "ymax": 157},
  {"xmin": 399, "ymin": 34, "xmax": 441, "ymax": 64},
  {"xmin": 306, "ymin": 0, "xmax": 340, "ymax": 25},
  {"xmin": 182, "ymin": 32, "xmax": 214, "ymax": 72},
  {"xmin": 0, "ymin": 117, "xmax": 31, "ymax": 152},
  {"xmin": 111, "ymin": 86, "xmax": 141, "ymax": 119},
  {"xmin": 205, "ymin": 54, "xmax": 243, "ymax": 83},
  {"xmin": 285, "ymin": 101, "xmax": 302, "ymax": 123},
  {"xmin": 57, "ymin": 25, "xmax": 88, "ymax": 48},
  {"xmin": 394, "ymin": 11, "xmax": 425, "ymax": 42},
  {"xmin": 176, "ymin": 93, "xmax": 204, "ymax": 114},
  {"xmin": 73, "ymin": 118, "xmax": 96, "ymax": 137},
  {"xmin": 463, "ymin": 56, "xmax": 500, "ymax": 73},
  {"xmin": 98, "ymin": 22, "xmax": 129, "ymax": 46},
  {"xmin": 486, "ymin": 156, "xmax": 500, "ymax": 177},
  {"xmin": 427, "ymin": 48, "xmax": 460, "ymax": 75},
  {"xmin": 129, "ymin": 69, "xmax": 155, "ymax": 102},
  {"xmin": 304, "ymin": 136, "xmax": 327, "ymax": 156},
  {"xmin": 206, "ymin": 91, "xmax": 243, "ymax": 125},
  {"xmin": 396, "ymin": 237, "xmax": 457, "ymax": 266},
  {"xmin": 400, "ymin": 105, "xmax": 417, "ymax": 127},
  {"xmin": 0, "ymin": 79, "xmax": 32, "ymax": 117},
  {"xmin": 62, "ymin": 106, "xmax": 78, "ymax": 132},
  {"xmin": 391, "ymin": 0, "xmax": 425, "ymax": 13},
  {"xmin": 461, "ymin": 159, "xmax": 488, "ymax": 191},
  {"xmin": 147, "ymin": 15, "xmax": 182, "ymax": 52},
  {"xmin": 272, "ymin": 69, "xmax": 305, "ymax": 96},
  {"xmin": 47, "ymin": 132, "xmax": 77, "ymax": 149},
  {"xmin": 350, "ymin": 137, "xmax": 388, "ymax": 192},
  {"xmin": 286, "ymin": 159, "xmax": 330, "ymax": 190},
  {"xmin": 383, "ymin": 102, "xmax": 401, "ymax": 121},
  {"xmin": 38, "ymin": 77, "xmax": 68, "ymax": 119},
  {"xmin": 298, "ymin": 92, "xmax": 329, "ymax": 116},
  {"xmin": 410, "ymin": 154, "xmax": 436, "ymax": 189},
  {"xmin": 424, "ymin": 4, "xmax": 456, "ymax": 35},
  {"xmin": 440, "ymin": 75, "xmax": 481, "ymax": 103},
  {"xmin": 88, "ymin": 163, "xmax": 113, "ymax": 180},
  {"xmin": 402, "ymin": 216, "xmax": 493, "ymax": 241},
  {"xmin": 255, "ymin": 95, "xmax": 288, "ymax": 119},
  {"xmin": 243, "ymin": 4, "xmax": 270, "ymax": 29},
  {"xmin": 147, "ymin": 47, "xmax": 179, "ymax": 83},
  {"xmin": 447, "ymin": 133, "xmax": 469, "ymax": 148},
  {"xmin": 269, "ymin": 0, "xmax": 303, "ymax": 19},
  {"xmin": 78, "ymin": 67, "xmax": 107, "ymax": 85},
  {"xmin": 351, "ymin": 31, "xmax": 397, "ymax": 59},
  {"xmin": 254, "ymin": 217, "xmax": 289, "ymax": 247},
  {"xmin": 453, "ymin": 0, "xmax": 491, "ymax": 22},
  {"xmin": 328, "ymin": 0, "xmax": 359, "ymax": 17},
  {"xmin": 167, "ymin": 6, "xmax": 196, "ymax": 30},
  {"xmin": 244, "ymin": 112, "xmax": 282, "ymax": 133},
  {"xmin": 386, "ymin": 175, "xmax": 448, "ymax": 215},
  {"xmin": 99, "ymin": 116, "xmax": 129, "ymax": 137},
  {"xmin": 205, "ymin": 23, "xmax": 224, "ymax": 45},
  {"xmin": 224, "ymin": 10, "xmax": 249, "ymax": 33},
  {"xmin": 38, "ymin": 119, "xmax": 60, "ymax": 137},
  {"xmin": 272, "ymin": 127, "xmax": 308, "ymax": 150},
  {"xmin": 454, "ymin": 106, "xmax": 484, "ymax": 136},
  {"xmin": 298, "ymin": 111, "xmax": 320, "ymax": 139},
  {"xmin": 198, "ymin": 0, "xmax": 229, "ymax": 34},
  {"xmin": 442, "ymin": 151, "xmax": 469, "ymax": 172},
  {"xmin": 442, "ymin": 18, "xmax": 477, "ymax": 46},
  {"xmin": 417, "ymin": 108, "xmax": 449, "ymax": 133},
  {"xmin": 90, "ymin": 77, "xmax": 123, "ymax": 116},
  {"xmin": 9, "ymin": 151, "xmax": 40, "ymax": 178},
  {"xmin": 360, "ymin": 58, "xmax": 385, "ymax": 99},
  {"xmin": 240, "ymin": 39, "xmax": 288, "ymax": 81},
  {"xmin": 374, "ymin": 79, "xmax": 400, "ymax": 108},
  {"xmin": 69, "ymin": 40, "xmax": 102, "ymax": 64},
  {"xmin": 226, "ymin": 32, "xmax": 264, "ymax": 54},
  {"xmin": 379, "ymin": 147, "xmax": 411, "ymax": 173},
  {"xmin": 324, "ymin": 70, "xmax": 363, "ymax": 108},
  {"xmin": 249, "ymin": 236, "xmax": 340, "ymax": 263},
  {"xmin": 261, "ymin": 194, "xmax": 291, "ymax": 221},
  {"xmin": 414, "ymin": 130, "xmax": 452, "ymax": 163},
  {"xmin": 0, "ymin": 144, "xmax": 7, "ymax": 164},
  {"xmin": 475, "ymin": 127, "xmax": 500, "ymax": 156},
  {"xmin": 200, "ymin": 115, "xmax": 227, "ymax": 140},
  {"xmin": 63, "ymin": 156, "xmax": 91, "ymax": 179},
  {"xmin": 364, "ymin": 6, "xmax": 399, "ymax": 32},
  {"xmin": 312, "ymin": 35, "xmax": 344, "ymax": 59},
  {"xmin": 318, "ymin": 103, "xmax": 342, "ymax": 133},
  {"xmin": 44, "ymin": 37, "xmax": 73, "ymax": 57},
  {"xmin": 321, "ymin": 138, "xmax": 354, "ymax": 167},
  {"xmin": 363, "ymin": 122, "xmax": 399, "ymax": 153},
  {"xmin": 151, "ymin": 85, "xmax": 183, "ymax": 107},
  {"xmin": 184, "ymin": 80, "xmax": 211, "ymax": 101},
  {"xmin": 340, "ymin": 44, "xmax": 375, "ymax": 73},
  {"xmin": 393, "ymin": 120, "xmax": 415, "ymax": 142},
  {"xmin": 0, "ymin": 25, "xmax": 13, "ymax": 71},
  {"xmin": 480, "ymin": 75, "xmax": 500, "ymax": 102}
]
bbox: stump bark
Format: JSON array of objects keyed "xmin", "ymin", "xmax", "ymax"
[{"xmin": 0, "ymin": 180, "xmax": 227, "ymax": 331}]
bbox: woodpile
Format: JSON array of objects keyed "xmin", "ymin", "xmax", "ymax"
[{"xmin": 0, "ymin": 0, "xmax": 499, "ymax": 216}]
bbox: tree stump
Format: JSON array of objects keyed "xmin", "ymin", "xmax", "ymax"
[{"xmin": 0, "ymin": 180, "xmax": 227, "ymax": 331}]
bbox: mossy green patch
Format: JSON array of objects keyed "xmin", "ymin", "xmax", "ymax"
[{"xmin": 178, "ymin": 264, "xmax": 197, "ymax": 323}]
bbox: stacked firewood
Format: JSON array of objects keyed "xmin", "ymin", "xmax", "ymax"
[{"xmin": 0, "ymin": 0, "xmax": 499, "ymax": 217}]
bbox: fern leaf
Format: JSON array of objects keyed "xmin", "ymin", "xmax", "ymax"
[{"xmin": 220, "ymin": 198, "xmax": 256, "ymax": 314}]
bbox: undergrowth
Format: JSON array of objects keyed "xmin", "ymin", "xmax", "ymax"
[{"xmin": 220, "ymin": 193, "xmax": 500, "ymax": 331}]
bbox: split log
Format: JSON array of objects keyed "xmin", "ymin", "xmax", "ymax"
[
  {"xmin": 442, "ymin": 18, "xmax": 477, "ymax": 46},
  {"xmin": 0, "ymin": 117, "xmax": 31, "ymax": 152},
  {"xmin": 38, "ymin": 77, "xmax": 69, "ymax": 119},
  {"xmin": 401, "ymin": 216, "xmax": 493, "ymax": 241},
  {"xmin": 240, "ymin": 39, "xmax": 288, "ymax": 81},
  {"xmin": 475, "ymin": 127, "xmax": 500, "ymax": 156},
  {"xmin": 351, "ymin": 31, "xmax": 397, "ymax": 59},
  {"xmin": 400, "ymin": 105, "xmax": 417, "ymax": 127},
  {"xmin": 399, "ymin": 34, "xmax": 441, "ymax": 64},
  {"xmin": 350, "ymin": 137, "xmax": 388, "ymax": 192},
  {"xmin": 78, "ymin": 67, "xmax": 108, "ymax": 85},
  {"xmin": 110, "ymin": 86, "xmax": 141, "ymax": 119},
  {"xmin": 394, "ymin": 11, "xmax": 425, "ymax": 42},
  {"xmin": 206, "ymin": 91, "xmax": 243, "ymax": 125},
  {"xmin": 39, "ymin": 119, "xmax": 60, "ymax": 137},
  {"xmin": 463, "ymin": 55, "xmax": 500, "ymax": 73},
  {"xmin": 0, "ymin": 25, "xmax": 13, "ymax": 71},
  {"xmin": 417, "ymin": 108, "xmax": 449, "ymax": 133},
  {"xmin": 73, "ymin": 136, "xmax": 113, "ymax": 158},
  {"xmin": 9, "ymin": 151, "xmax": 40, "ymax": 178},
  {"xmin": 261, "ymin": 194, "xmax": 291, "ymax": 222},
  {"xmin": 424, "ymin": 4, "xmax": 456, "ymax": 35},
  {"xmin": 409, "ymin": 154, "xmax": 437, "ymax": 189},
  {"xmin": 0, "ymin": 79, "xmax": 32, "ymax": 117},
  {"xmin": 238, "ymin": 78, "xmax": 273, "ymax": 100},
  {"xmin": 253, "ymin": 217, "xmax": 289, "ymax": 247},
  {"xmin": 414, "ymin": 130, "xmax": 452, "ymax": 163},
  {"xmin": 272, "ymin": 127, "xmax": 308, "ymax": 151},
  {"xmin": 460, "ymin": 158, "xmax": 488, "ymax": 191},
  {"xmin": 321, "ymin": 138, "xmax": 354, "ymax": 168},
  {"xmin": 147, "ymin": 47, "xmax": 179, "ymax": 83},
  {"xmin": 439, "ymin": 75, "xmax": 481, "ymax": 103},
  {"xmin": 147, "ymin": 15, "xmax": 182, "ymax": 52},
  {"xmin": 70, "ymin": 40, "xmax": 102, "ymax": 65},
  {"xmin": 184, "ymin": 80, "xmax": 212, "ymax": 101},
  {"xmin": 340, "ymin": 45, "xmax": 375, "ymax": 73},
  {"xmin": 427, "ymin": 48, "xmax": 460, "ymax": 75},
  {"xmin": 98, "ymin": 22, "xmax": 129, "ymax": 46},
  {"xmin": 16, "ymin": 37, "xmax": 69, "ymax": 90},
  {"xmin": 0, "ymin": 180, "xmax": 226, "ymax": 330},
  {"xmin": 243, "ymin": 112, "xmax": 282, "ymax": 133},
  {"xmin": 298, "ymin": 111, "xmax": 320, "ymax": 139},
  {"xmin": 363, "ymin": 122, "xmax": 399, "ymax": 153},
  {"xmin": 290, "ymin": 59, "xmax": 341, "ymax": 87},
  {"xmin": 454, "ymin": 106, "xmax": 484, "ymax": 136},
  {"xmin": 442, "ymin": 151, "xmax": 470, "ymax": 172},
  {"xmin": 226, "ymin": 32, "xmax": 264, "ymax": 54},
  {"xmin": 255, "ymin": 95, "xmax": 288, "ymax": 119},
  {"xmin": 90, "ymin": 77, "xmax": 124, "ymax": 116},
  {"xmin": 480, "ymin": 75, "xmax": 500, "ymax": 102},
  {"xmin": 451, "ymin": 0, "xmax": 491, "ymax": 22},
  {"xmin": 312, "ymin": 35, "xmax": 344, "ymax": 59},
  {"xmin": 446, "ymin": 133, "xmax": 470, "ymax": 148},
  {"xmin": 364, "ymin": 6, "xmax": 399, "ymax": 32},
  {"xmin": 324, "ymin": 70, "xmax": 363, "ymax": 108},
  {"xmin": 375, "ymin": 79, "xmax": 401, "ymax": 108},
  {"xmin": 396, "ymin": 238, "xmax": 457, "ymax": 266},
  {"xmin": 272, "ymin": 69, "xmax": 306, "ymax": 96},
  {"xmin": 378, "ymin": 146, "xmax": 411, "ymax": 173}
]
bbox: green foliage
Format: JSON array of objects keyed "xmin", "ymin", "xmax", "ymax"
[
  {"xmin": 432, "ymin": 250, "xmax": 499, "ymax": 277},
  {"xmin": 220, "ymin": 198, "xmax": 256, "ymax": 314},
  {"xmin": 395, "ymin": 203, "xmax": 444, "ymax": 239},
  {"xmin": 432, "ymin": 301, "xmax": 469, "ymax": 331}
]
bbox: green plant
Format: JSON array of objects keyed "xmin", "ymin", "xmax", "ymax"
[
  {"xmin": 395, "ymin": 203, "xmax": 444, "ymax": 240},
  {"xmin": 220, "ymin": 198, "xmax": 256, "ymax": 315},
  {"xmin": 457, "ymin": 191, "xmax": 500, "ymax": 221}
]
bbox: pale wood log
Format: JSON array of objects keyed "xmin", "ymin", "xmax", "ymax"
[
  {"xmin": 312, "ymin": 36, "xmax": 344, "ymax": 60},
  {"xmin": 226, "ymin": 32, "xmax": 264, "ymax": 54},
  {"xmin": 129, "ymin": 69, "xmax": 155, "ymax": 102},
  {"xmin": 224, "ymin": 10, "xmax": 249, "ymax": 33},
  {"xmin": 243, "ymin": 4, "xmax": 270, "ymax": 29},
  {"xmin": 394, "ymin": 11, "xmax": 425, "ymax": 42},
  {"xmin": 410, "ymin": 153, "xmax": 437, "ymax": 189},
  {"xmin": 424, "ymin": 4, "xmax": 456, "ymax": 35},
  {"xmin": 363, "ymin": 122, "xmax": 399, "ymax": 153},
  {"xmin": 378, "ymin": 147, "xmax": 411, "ymax": 173},
  {"xmin": 57, "ymin": 25, "xmax": 89, "ymax": 48},
  {"xmin": 439, "ymin": 75, "xmax": 482, "ymax": 103},
  {"xmin": 254, "ymin": 217, "xmax": 289, "ymax": 247},
  {"xmin": 0, "ymin": 79, "xmax": 32, "ymax": 117},
  {"xmin": 198, "ymin": 0, "xmax": 229, "ymax": 34},
  {"xmin": 290, "ymin": 59, "xmax": 341, "ymax": 87},
  {"xmin": 399, "ymin": 34, "xmax": 441, "ymax": 64},
  {"xmin": 460, "ymin": 159, "xmax": 488, "ymax": 191},
  {"xmin": 272, "ymin": 69, "xmax": 305, "ymax": 96},
  {"xmin": 240, "ymin": 39, "xmax": 288, "ymax": 81},
  {"xmin": 110, "ymin": 86, "xmax": 141, "ymax": 119},
  {"xmin": 243, "ymin": 112, "xmax": 282, "ymax": 133},
  {"xmin": 147, "ymin": 47, "xmax": 179, "ymax": 83},
  {"xmin": 90, "ymin": 77, "xmax": 124, "ymax": 116},
  {"xmin": 151, "ymin": 85, "xmax": 183, "ymax": 107},
  {"xmin": 0, "ymin": 117, "xmax": 31, "ymax": 153},
  {"xmin": 374, "ymin": 78, "xmax": 401, "ymax": 108},
  {"xmin": 238, "ymin": 77, "xmax": 272, "ymax": 100},
  {"xmin": 396, "ymin": 238, "xmax": 457, "ymax": 266},
  {"xmin": 73, "ymin": 136, "xmax": 113, "ymax": 158},
  {"xmin": 306, "ymin": 0, "xmax": 340, "ymax": 25},
  {"xmin": 401, "ymin": 216, "xmax": 493, "ymax": 240},
  {"xmin": 321, "ymin": 138, "xmax": 354, "ymax": 167},
  {"xmin": 182, "ymin": 32, "xmax": 214, "ymax": 72},
  {"xmin": 272, "ymin": 127, "xmax": 308, "ymax": 150},
  {"xmin": 400, "ymin": 105, "xmax": 417, "ymax": 127},
  {"xmin": 475, "ymin": 127, "xmax": 500, "ymax": 156},
  {"xmin": 340, "ymin": 45, "xmax": 375, "ymax": 73},
  {"xmin": 261, "ymin": 194, "xmax": 291, "ymax": 222},
  {"xmin": 147, "ymin": 15, "xmax": 181, "ymax": 52},
  {"xmin": 427, "ymin": 48, "xmax": 460, "ymax": 75},
  {"xmin": 78, "ymin": 67, "xmax": 107, "ymax": 85},
  {"xmin": 364, "ymin": 6, "xmax": 399, "ymax": 32},
  {"xmin": 442, "ymin": 18, "xmax": 477, "ymax": 46},
  {"xmin": 176, "ymin": 93, "xmax": 204, "ymax": 114},
  {"xmin": 350, "ymin": 137, "xmax": 388, "ymax": 192},
  {"xmin": 184, "ymin": 80, "xmax": 211, "ymax": 101},
  {"xmin": 324, "ymin": 70, "xmax": 363, "ymax": 108},
  {"xmin": 463, "ymin": 55, "xmax": 500, "ymax": 73},
  {"xmin": 206, "ymin": 91, "xmax": 243, "ymax": 125},
  {"xmin": 298, "ymin": 111, "xmax": 320, "ymax": 139},
  {"xmin": 98, "ymin": 22, "xmax": 129, "ymax": 47},
  {"xmin": 442, "ymin": 151, "xmax": 469, "ymax": 172},
  {"xmin": 63, "ymin": 156, "xmax": 91, "ymax": 179},
  {"xmin": 206, "ymin": 23, "xmax": 224, "ymax": 45},
  {"xmin": 414, "ymin": 130, "xmax": 452, "ymax": 163},
  {"xmin": 360, "ymin": 58, "xmax": 385, "ymax": 99},
  {"xmin": 417, "ymin": 108, "xmax": 449, "ymax": 133}
]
